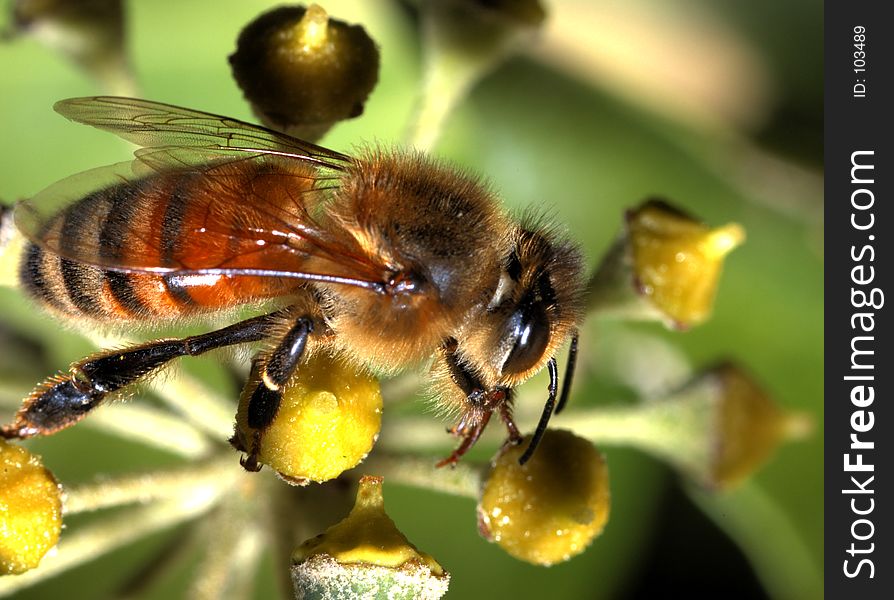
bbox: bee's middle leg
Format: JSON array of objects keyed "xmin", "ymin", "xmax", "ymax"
[{"xmin": 235, "ymin": 316, "xmax": 314, "ymax": 472}]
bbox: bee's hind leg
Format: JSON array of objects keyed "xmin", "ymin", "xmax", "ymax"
[
  {"xmin": 1, "ymin": 311, "xmax": 281, "ymax": 440},
  {"xmin": 233, "ymin": 316, "xmax": 314, "ymax": 472}
]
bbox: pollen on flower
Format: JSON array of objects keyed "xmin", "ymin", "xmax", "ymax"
[
  {"xmin": 0, "ymin": 440, "xmax": 63, "ymax": 575},
  {"xmin": 234, "ymin": 352, "xmax": 382, "ymax": 485},
  {"xmin": 477, "ymin": 430, "xmax": 610, "ymax": 566},
  {"xmin": 292, "ymin": 476, "xmax": 449, "ymax": 599},
  {"xmin": 627, "ymin": 199, "xmax": 745, "ymax": 328}
]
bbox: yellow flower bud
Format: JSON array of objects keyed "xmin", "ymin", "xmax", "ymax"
[
  {"xmin": 627, "ymin": 199, "xmax": 745, "ymax": 328},
  {"xmin": 233, "ymin": 352, "xmax": 382, "ymax": 485},
  {"xmin": 229, "ymin": 4, "xmax": 380, "ymax": 141},
  {"xmin": 478, "ymin": 430, "xmax": 610, "ymax": 566},
  {"xmin": 0, "ymin": 440, "xmax": 63, "ymax": 575},
  {"xmin": 292, "ymin": 476, "xmax": 449, "ymax": 599}
]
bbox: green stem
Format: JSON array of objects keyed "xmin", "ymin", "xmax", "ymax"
[
  {"xmin": 551, "ymin": 393, "xmax": 715, "ymax": 477},
  {"xmin": 364, "ymin": 453, "xmax": 484, "ymax": 500},
  {"xmin": 188, "ymin": 491, "xmax": 266, "ymax": 600},
  {"xmin": 64, "ymin": 455, "xmax": 237, "ymax": 515},
  {"xmin": 381, "ymin": 385, "xmax": 717, "ymax": 485},
  {"xmin": 150, "ymin": 371, "xmax": 237, "ymax": 442},
  {"xmin": 87, "ymin": 402, "xmax": 216, "ymax": 458},
  {"xmin": 407, "ymin": 5, "xmax": 531, "ymax": 151}
]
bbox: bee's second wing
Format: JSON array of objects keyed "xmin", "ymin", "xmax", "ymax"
[{"xmin": 54, "ymin": 96, "xmax": 352, "ymax": 169}]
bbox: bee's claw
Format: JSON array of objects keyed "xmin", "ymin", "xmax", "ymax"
[
  {"xmin": 437, "ymin": 409, "xmax": 492, "ymax": 467},
  {"xmin": 435, "ymin": 453, "xmax": 460, "ymax": 469},
  {"xmin": 239, "ymin": 453, "xmax": 262, "ymax": 472},
  {"xmin": 236, "ymin": 430, "xmax": 263, "ymax": 472}
]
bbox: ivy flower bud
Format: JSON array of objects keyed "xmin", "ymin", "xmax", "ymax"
[
  {"xmin": 622, "ymin": 362, "xmax": 811, "ymax": 490},
  {"xmin": 627, "ymin": 200, "xmax": 744, "ymax": 327},
  {"xmin": 409, "ymin": 0, "xmax": 545, "ymax": 149},
  {"xmin": 478, "ymin": 430, "xmax": 610, "ymax": 566},
  {"xmin": 229, "ymin": 4, "xmax": 380, "ymax": 141},
  {"xmin": 589, "ymin": 199, "xmax": 745, "ymax": 329},
  {"xmin": 233, "ymin": 351, "xmax": 382, "ymax": 485},
  {"xmin": 704, "ymin": 363, "xmax": 810, "ymax": 490},
  {"xmin": 0, "ymin": 440, "xmax": 63, "ymax": 575},
  {"xmin": 7, "ymin": 0, "xmax": 135, "ymax": 94},
  {"xmin": 292, "ymin": 476, "xmax": 449, "ymax": 599}
]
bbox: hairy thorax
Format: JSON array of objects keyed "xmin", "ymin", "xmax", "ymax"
[{"xmin": 319, "ymin": 149, "xmax": 514, "ymax": 373}]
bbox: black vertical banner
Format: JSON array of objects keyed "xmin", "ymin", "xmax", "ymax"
[{"xmin": 826, "ymin": 2, "xmax": 892, "ymax": 598}]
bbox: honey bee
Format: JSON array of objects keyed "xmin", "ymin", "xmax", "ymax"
[{"xmin": 1, "ymin": 97, "xmax": 586, "ymax": 467}]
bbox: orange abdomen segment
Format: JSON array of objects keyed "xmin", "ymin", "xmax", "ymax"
[{"xmin": 19, "ymin": 160, "xmax": 317, "ymax": 320}]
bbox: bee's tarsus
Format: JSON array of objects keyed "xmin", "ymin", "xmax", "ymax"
[
  {"xmin": 235, "ymin": 429, "xmax": 264, "ymax": 472},
  {"xmin": 438, "ymin": 408, "xmax": 492, "ymax": 468},
  {"xmin": 498, "ymin": 397, "xmax": 522, "ymax": 443},
  {"xmin": 239, "ymin": 452, "xmax": 262, "ymax": 473},
  {"xmin": 3, "ymin": 377, "xmax": 104, "ymax": 439}
]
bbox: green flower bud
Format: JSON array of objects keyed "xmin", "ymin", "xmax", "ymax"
[
  {"xmin": 7, "ymin": 0, "xmax": 135, "ymax": 94},
  {"xmin": 451, "ymin": 0, "xmax": 546, "ymax": 28},
  {"xmin": 611, "ymin": 362, "xmax": 811, "ymax": 490},
  {"xmin": 705, "ymin": 363, "xmax": 810, "ymax": 490},
  {"xmin": 229, "ymin": 4, "xmax": 380, "ymax": 141}
]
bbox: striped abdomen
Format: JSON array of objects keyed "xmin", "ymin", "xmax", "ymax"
[{"xmin": 19, "ymin": 161, "xmax": 313, "ymax": 321}]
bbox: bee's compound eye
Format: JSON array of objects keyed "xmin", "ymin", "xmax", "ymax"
[{"xmin": 501, "ymin": 301, "xmax": 550, "ymax": 375}]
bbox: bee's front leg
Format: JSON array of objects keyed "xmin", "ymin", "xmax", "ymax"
[
  {"xmin": 1, "ymin": 312, "xmax": 280, "ymax": 440},
  {"xmin": 232, "ymin": 316, "xmax": 314, "ymax": 472},
  {"xmin": 437, "ymin": 341, "xmax": 517, "ymax": 467},
  {"xmin": 437, "ymin": 408, "xmax": 492, "ymax": 468}
]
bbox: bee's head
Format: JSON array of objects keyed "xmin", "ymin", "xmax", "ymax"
[
  {"xmin": 485, "ymin": 223, "xmax": 587, "ymax": 386},
  {"xmin": 432, "ymin": 221, "xmax": 586, "ymax": 464}
]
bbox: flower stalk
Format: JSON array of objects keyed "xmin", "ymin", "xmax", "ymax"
[
  {"xmin": 63, "ymin": 455, "xmax": 237, "ymax": 515},
  {"xmin": 408, "ymin": 1, "xmax": 545, "ymax": 151}
]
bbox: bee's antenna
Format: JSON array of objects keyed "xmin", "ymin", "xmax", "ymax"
[
  {"xmin": 518, "ymin": 357, "xmax": 558, "ymax": 465},
  {"xmin": 555, "ymin": 331, "xmax": 579, "ymax": 414}
]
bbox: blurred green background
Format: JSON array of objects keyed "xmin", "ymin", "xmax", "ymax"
[{"xmin": 0, "ymin": 0, "xmax": 822, "ymax": 598}]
